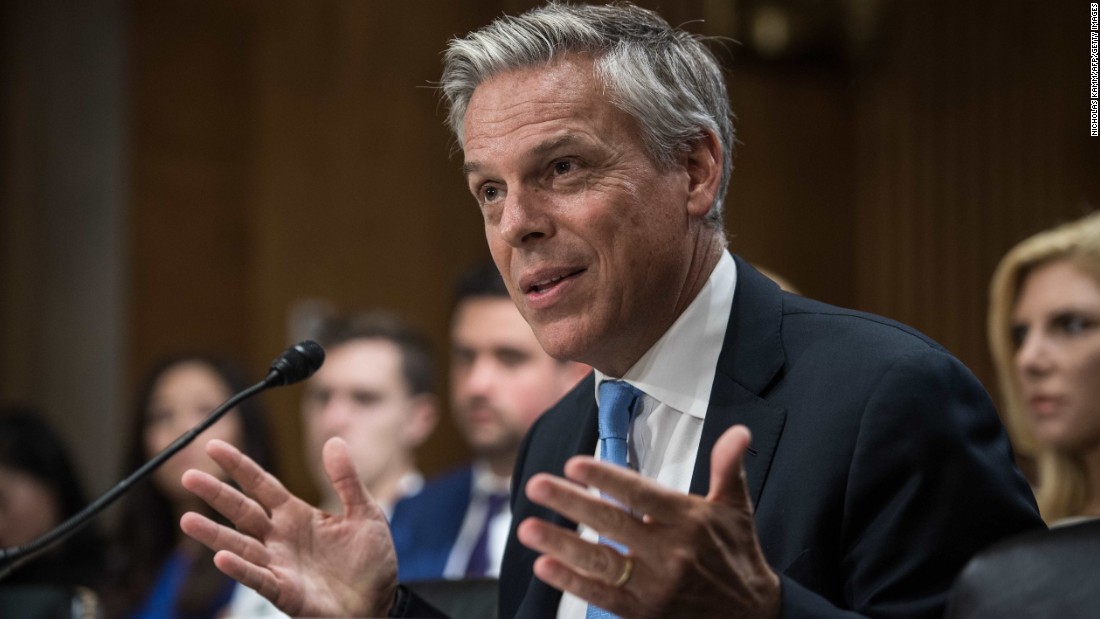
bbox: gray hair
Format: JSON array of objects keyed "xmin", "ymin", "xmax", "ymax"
[{"xmin": 440, "ymin": 1, "xmax": 734, "ymax": 231}]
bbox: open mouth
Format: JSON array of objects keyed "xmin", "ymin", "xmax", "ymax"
[{"xmin": 524, "ymin": 269, "xmax": 585, "ymax": 294}]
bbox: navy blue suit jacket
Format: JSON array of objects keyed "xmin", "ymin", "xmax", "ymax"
[
  {"xmin": 390, "ymin": 467, "xmax": 475, "ymax": 582},
  {"xmin": 396, "ymin": 255, "xmax": 1043, "ymax": 618}
]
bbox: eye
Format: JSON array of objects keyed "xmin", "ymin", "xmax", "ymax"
[
  {"xmin": 451, "ymin": 348, "xmax": 474, "ymax": 369},
  {"xmin": 497, "ymin": 349, "xmax": 529, "ymax": 368},
  {"xmin": 552, "ymin": 160, "xmax": 575, "ymax": 175},
  {"xmin": 145, "ymin": 407, "xmax": 177, "ymax": 429},
  {"xmin": 1053, "ymin": 312, "xmax": 1094, "ymax": 336},
  {"xmin": 479, "ymin": 184, "xmax": 504, "ymax": 204},
  {"xmin": 303, "ymin": 389, "xmax": 330, "ymax": 409},
  {"xmin": 1010, "ymin": 324, "xmax": 1028, "ymax": 350},
  {"xmin": 345, "ymin": 391, "xmax": 372, "ymax": 407}
]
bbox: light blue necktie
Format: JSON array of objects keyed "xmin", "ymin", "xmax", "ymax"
[{"xmin": 587, "ymin": 380, "xmax": 643, "ymax": 619}]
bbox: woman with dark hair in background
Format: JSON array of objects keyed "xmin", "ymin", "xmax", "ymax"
[
  {"xmin": 0, "ymin": 406, "xmax": 108, "ymax": 591},
  {"xmin": 104, "ymin": 354, "xmax": 278, "ymax": 619}
]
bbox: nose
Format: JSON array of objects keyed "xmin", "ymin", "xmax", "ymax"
[
  {"xmin": 498, "ymin": 187, "xmax": 552, "ymax": 247},
  {"xmin": 318, "ymin": 397, "xmax": 352, "ymax": 431},
  {"xmin": 461, "ymin": 356, "xmax": 498, "ymax": 397},
  {"xmin": 1014, "ymin": 328, "xmax": 1053, "ymax": 380}
]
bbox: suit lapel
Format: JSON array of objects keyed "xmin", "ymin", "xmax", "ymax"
[
  {"xmin": 689, "ymin": 256, "xmax": 788, "ymax": 505},
  {"xmin": 513, "ymin": 378, "xmax": 599, "ymax": 618}
]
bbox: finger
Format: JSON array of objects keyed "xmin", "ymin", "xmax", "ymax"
[
  {"xmin": 181, "ymin": 469, "xmax": 272, "ymax": 537},
  {"xmin": 706, "ymin": 425, "xmax": 753, "ymax": 509},
  {"xmin": 561, "ymin": 457, "xmax": 693, "ymax": 523},
  {"xmin": 322, "ymin": 437, "xmax": 378, "ymax": 519},
  {"xmin": 180, "ymin": 511, "xmax": 271, "ymax": 566},
  {"xmin": 516, "ymin": 517, "xmax": 631, "ymax": 584},
  {"xmin": 531, "ymin": 554, "xmax": 635, "ymax": 617},
  {"xmin": 205, "ymin": 439, "xmax": 292, "ymax": 512},
  {"xmin": 525, "ymin": 473, "xmax": 646, "ymax": 547},
  {"xmin": 212, "ymin": 550, "xmax": 284, "ymax": 608}
]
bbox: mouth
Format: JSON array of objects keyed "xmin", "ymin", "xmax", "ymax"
[
  {"xmin": 462, "ymin": 402, "xmax": 498, "ymax": 421},
  {"xmin": 1028, "ymin": 394, "xmax": 1064, "ymax": 417},
  {"xmin": 520, "ymin": 268, "xmax": 586, "ymax": 295}
]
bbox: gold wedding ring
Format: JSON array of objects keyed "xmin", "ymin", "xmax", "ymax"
[{"xmin": 613, "ymin": 556, "xmax": 634, "ymax": 588}]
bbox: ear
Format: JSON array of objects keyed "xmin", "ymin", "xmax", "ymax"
[
  {"xmin": 682, "ymin": 129, "xmax": 723, "ymax": 221},
  {"xmin": 402, "ymin": 393, "xmax": 440, "ymax": 448}
]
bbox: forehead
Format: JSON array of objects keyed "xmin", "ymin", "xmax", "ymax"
[
  {"xmin": 461, "ymin": 56, "xmax": 628, "ymax": 167},
  {"xmin": 314, "ymin": 339, "xmax": 403, "ymax": 383},
  {"xmin": 452, "ymin": 297, "xmax": 543, "ymax": 349},
  {"xmin": 153, "ymin": 362, "xmax": 227, "ymax": 397},
  {"xmin": 1016, "ymin": 259, "xmax": 1100, "ymax": 313}
]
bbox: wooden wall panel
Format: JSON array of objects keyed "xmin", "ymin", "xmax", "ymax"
[
  {"xmin": 854, "ymin": 1, "xmax": 1100, "ymax": 401},
  {"xmin": 128, "ymin": 1, "xmax": 255, "ymax": 385}
]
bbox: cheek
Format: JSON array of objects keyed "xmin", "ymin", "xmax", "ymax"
[
  {"xmin": 205, "ymin": 415, "xmax": 244, "ymax": 446},
  {"xmin": 487, "ymin": 234, "xmax": 512, "ymax": 267},
  {"xmin": 507, "ymin": 374, "xmax": 560, "ymax": 425},
  {"xmin": 351, "ymin": 408, "xmax": 403, "ymax": 445},
  {"xmin": 144, "ymin": 427, "xmax": 172, "ymax": 457},
  {"xmin": 1073, "ymin": 349, "xmax": 1100, "ymax": 416},
  {"xmin": 1070, "ymin": 342, "xmax": 1100, "ymax": 391}
]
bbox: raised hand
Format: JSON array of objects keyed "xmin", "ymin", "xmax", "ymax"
[
  {"xmin": 516, "ymin": 425, "xmax": 780, "ymax": 619},
  {"xmin": 179, "ymin": 437, "xmax": 397, "ymax": 618}
]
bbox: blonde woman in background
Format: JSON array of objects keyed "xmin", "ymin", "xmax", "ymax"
[{"xmin": 990, "ymin": 209, "xmax": 1100, "ymax": 525}]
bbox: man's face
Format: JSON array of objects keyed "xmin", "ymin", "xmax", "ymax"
[
  {"xmin": 302, "ymin": 339, "xmax": 427, "ymax": 495},
  {"xmin": 451, "ymin": 296, "xmax": 588, "ymax": 459},
  {"xmin": 462, "ymin": 55, "xmax": 715, "ymax": 375}
]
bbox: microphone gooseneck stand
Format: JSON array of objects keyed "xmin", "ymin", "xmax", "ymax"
[{"xmin": 0, "ymin": 340, "xmax": 325, "ymax": 581}]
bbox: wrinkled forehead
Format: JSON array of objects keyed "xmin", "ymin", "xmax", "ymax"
[{"xmin": 459, "ymin": 55, "xmax": 605, "ymax": 145}]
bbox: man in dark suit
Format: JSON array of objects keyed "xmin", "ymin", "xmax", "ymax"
[{"xmin": 177, "ymin": 3, "xmax": 1043, "ymax": 618}]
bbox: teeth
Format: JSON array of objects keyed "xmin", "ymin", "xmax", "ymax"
[{"xmin": 532, "ymin": 273, "xmax": 566, "ymax": 292}]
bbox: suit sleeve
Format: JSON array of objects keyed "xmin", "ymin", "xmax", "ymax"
[
  {"xmin": 779, "ymin": 348, "xmax": 1043, "ymax": 619},
  {"xmin": 387, "ymin": 585, "xmax": 451, "ymax": 618}
]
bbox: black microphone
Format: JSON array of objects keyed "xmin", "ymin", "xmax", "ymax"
[
  {"xmin": 264, "ymin": 339, "xmax": 325, "ymax": 386},
  {"xmin": 0, "ymin": 340, "xmax": 325, "ymax": 581}
]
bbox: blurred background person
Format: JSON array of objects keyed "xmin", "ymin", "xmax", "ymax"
[
  {"xmin": 0, "ymin": 406, "xmax": 108, "ymax": 592},
  {"xmin": 104, "ymin": 354, "xmax": 278, "ymax": 619},
  {"xmin": 390, "ymin": 262, "xmax": 590, "ymax": 582},
  {"xmin": 989, "ymin": 209, "xmax": 1100, "ymax": 525},
  {"xmin": 302, "ymin": 310, "xmax": 439, "ymax": 515}
]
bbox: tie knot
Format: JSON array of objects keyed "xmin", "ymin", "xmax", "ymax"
[{"xmin": 597, "ymin": 380, "xmax": 642, "ymax": 442}]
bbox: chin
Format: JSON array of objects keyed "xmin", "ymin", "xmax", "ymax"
[
  {"xmin": 1035, "ymin": 429, "xmax": 1079, "ymax": 453},
  {"xmin": 533, "ymin": 325, "xmax": 592, "ymax": 363}
]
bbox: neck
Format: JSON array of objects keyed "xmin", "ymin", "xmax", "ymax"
[
  {"xmin": 370, "ymin": 464, "xmax": 418, "ymax": 508},
  {"xmin": 486, "ymin": 450, "xmax": 516, "ymax": 479},
  {"xmin": 593, "ymin": 235, "xmax": 724, "ymax": 377}
]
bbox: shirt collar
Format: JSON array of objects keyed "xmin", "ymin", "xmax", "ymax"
[
  {"xmin": 471, "ymin": 458, "xmax": 511, "ymax": 496},
  {"xmin": 595, "ymin": 251, "xmax": 737, "ymax": 419}
]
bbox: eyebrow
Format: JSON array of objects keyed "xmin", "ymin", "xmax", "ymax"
[{"xmin": 462, "ymin": 134, "xmax": 583, "ymax": 178}]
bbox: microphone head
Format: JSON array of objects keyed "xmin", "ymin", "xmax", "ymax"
[{"xmin": 266, "ymin": 340, "xmax": 325, "ymax": 386}]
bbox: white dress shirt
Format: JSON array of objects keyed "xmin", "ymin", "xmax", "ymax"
[
  {"xmin": 442, "ymin": 459, "xmax": 512, "ymax": 578},
  {"xmin": 557, "ymin": 252, "xmax": 736, "ymax": 618}
]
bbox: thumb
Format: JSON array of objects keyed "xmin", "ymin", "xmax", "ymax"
[
  {"xmin": 322, "ymin": 436, "xmax": 376, "ymax": 519},
  {"xmin": 706, "ymin": 425, "xmax": 754, "ymax": 509}
]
